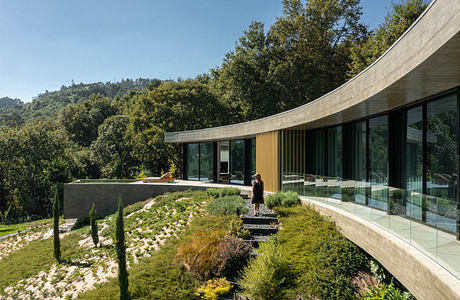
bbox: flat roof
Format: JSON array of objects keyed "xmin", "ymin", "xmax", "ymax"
[{"xmin": 165, "ymin": 0, "xmax": 460, "ymax": 143}]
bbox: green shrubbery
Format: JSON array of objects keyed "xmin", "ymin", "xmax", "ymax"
[
  {"xmin": 206, "ymin": 195, "xmax": 248, "ymax": 216},
  {"xmin": 358, "ymin": 281, "xmax": 414, "ymax": 300},
  {"xmin": 196, "ymin": 277, "xmax": 232, "ymax": 300},
  {"xmin": 238, "ymin": 237, "xmax": 292, "ymax": 299},
  {"xmin": 265, "ymin": 191, "xmax": 300, "ymax": 209},
  {"xmin": 227, "ymin": 218, "xmax": 251, "ymax": 239},
  {"xmin": 206, "ymin": 187, "xmax": 241, "ymax": 198}
]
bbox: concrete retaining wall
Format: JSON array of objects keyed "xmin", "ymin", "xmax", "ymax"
[{"xmin": 63, "ymin": 183, "xmax": 207, "ymax": 219}]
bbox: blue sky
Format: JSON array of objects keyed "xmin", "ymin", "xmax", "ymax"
[{"xmin": 0, "ymin": 0, "xmax": 396, "ymax": 102}]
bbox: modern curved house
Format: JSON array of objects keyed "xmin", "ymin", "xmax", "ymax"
[{"xmin": 165, "ymin": 0, "xmax": 460, "ymax": 298}]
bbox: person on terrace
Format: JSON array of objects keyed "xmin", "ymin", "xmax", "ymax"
[{"xmin": 252, "ymin": 173, "xmax": 264, "ymax": 216}]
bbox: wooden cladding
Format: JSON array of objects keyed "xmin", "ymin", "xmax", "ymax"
[{"xmin": 256, "ymin": 131, "xmax": 280, "ymax": 192}]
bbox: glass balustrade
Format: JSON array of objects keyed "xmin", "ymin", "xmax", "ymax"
[{"xmin": 281, "ymin": 172, "xmax": 460, "ymax": 279}]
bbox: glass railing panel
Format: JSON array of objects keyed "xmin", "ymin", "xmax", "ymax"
[
  {"xmin": 340, "ymin": 179, "xmax": 355, "ymax": 214},
  {"xmin": 409, "ymin": 194, "xmax": 438, "ymax": 261},
  {"xmin": 327, "ymin": 177, "xmax": 342, "ymax": 200},
  {"xmin": 304, "ymin": 174, "xmax": 316, "ymax": 197},
  {"xmin": 315, "ymin": 176, "xmax": 328, "ymax": 198},
  {"xmin": 436, "ymin": 198, "xmax": 460, "ymax": 278},
  {"xmin": 388, "ymin": 187, "xmax": 411, "ymax": 243},
  {"xmin": 353, "ymin": 180, "xmax": 372, "ymax": 222}
]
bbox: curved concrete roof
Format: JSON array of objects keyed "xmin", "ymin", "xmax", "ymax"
[{"xmin": 165, "ymin": 0, "xmax": 460, "ymax": 143}]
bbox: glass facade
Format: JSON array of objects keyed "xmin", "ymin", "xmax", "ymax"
[
  {"xmin": 426, "ymin": 94, "xmax": 458, "ymax": 231},
  {"xmin": 186, "ymin": 142, "xmax": 213, "ymax": 181},
  {"xmin": 230, "ymin": 140, "xmax": 245, "ymax": 184},
  {"xmin": 405, "ymin": 106, "xmax": 423, "ymax": 220},
  {"xmin": 368, "ymin": 115, "xmax": 388, "ymax": 210},
  {"xmin": 352, "ymin": 121, "xmax": 367, "ymax": 204},
  {"xmin": 186, "ymin": 143, "xmax": 200, "ymax": 180},
  {"xmin": 199, "ymin": 142, "xmax": 214, "ymax": 181}
]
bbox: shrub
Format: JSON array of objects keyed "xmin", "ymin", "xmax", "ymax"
[
  {"xmin": 216, "ymin": 235, "xmax": 252, "ymax": 276},
  {"xmin": 90, "ymin": 203, "xmax": 99, "ymax": 247},
  {"xmin": 358, "ymin": 281, "xmax": 414, "ymax": 300},
  {"xmin": 206, "ymin": 195, "xmax": 248, "ymax": 216},
  {"xmin": 265, "ymin": 192, "xmax": 300, "ymax": 209},
  {"xmin": 238, "ymin": 237, "xmax": 291, "ymax": 300},
  {"xmin": 227, "ymin": 218, "xmax": 251, "ymax": 239},
  {"xmin": 115, "ymin": 198, "xmax": 129, "ymax": 300},
  {"xmin": 206, "ymin": 187, "xmax": 240, "ymax": 198},
  {"xmin": 196, "ymin": 277, "xmax": 232, "ymax": 300},
  {"xmin": 176, "ymin": 230, "xmax": 226, "ymax": 279},
  {"xmin": 265, "ymin": 192, "xmax": 283, "ymax": 209},
  {"xmin": 280, "ymin": 191, "xmax": 300, "ymax": 207}
]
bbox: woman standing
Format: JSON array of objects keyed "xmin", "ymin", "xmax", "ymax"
[{"xmin": 252, "ymin": 173, "xmax": 264, "ymax": 216}]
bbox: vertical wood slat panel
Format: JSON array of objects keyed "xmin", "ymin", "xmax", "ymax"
[{"xmin": 256, "ymin": 131, "xmax": 280, "ymax": 192}]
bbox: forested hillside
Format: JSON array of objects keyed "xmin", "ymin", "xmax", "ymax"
[
  {"xmin": 0, "ymin": 0, "xmax": 428, "ymax": 220},
  {"xmin": 0, "ymin": 78, "xmax": 152, "ymax": 127}
]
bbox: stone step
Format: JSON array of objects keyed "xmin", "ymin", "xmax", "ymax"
[
  {"xmin": 241, "ymin": 216, "xmax": 278, "ymax": 225},
  {"xmin": 243, "ymin": 224, "xmax": 277, "ymax": 236},
  {"xmin": 244, "ymin": 235, "xmax": 271, "ymax": 248}
]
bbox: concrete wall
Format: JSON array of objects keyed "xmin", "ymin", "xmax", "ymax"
[
  {"xmin": 300, "ymin": 197, "xmax": 460, "ymax": 300},
  {"xmin": 63, "ymin": 183, "xmax": 207, "ymax": 219}
]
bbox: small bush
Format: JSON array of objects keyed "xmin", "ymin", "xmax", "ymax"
[
  {"xmin": 216, "ymin": 235, "xmax": 252, "ymax": 276},
  {"xmin": 266, "ymin": 192, "xmax": 300, "ymax": 209},
  {"xmin": 358, "ymin": 281, "xmax": 414, "ymax": 300},
  {"xmin": 280, "ymin": 191, "xmax": 300, "ymax": 207},
  {"xmin": 238, "ymin": 237, "xmax": 291, "ymax": 299},
  {"xmin": 227, "ymin": 218, "xmax": 251, "ymax": 239},
  {"xmin": 265, "ymin": 192, "xmax": 283, "ymax": 209},
  {"xmin": 206, "ymin": 195, "xmax": 248, "ymax": 216},
  {"xmin": 196, "ymin": 277, "xmax": 232, "ymax": 300},
  {"xmin": 206, "ymin": 187, "xmax": 241, "ymax": 198},
  {"xmin": 176, "ymin": 230, "xmax": 226, "ymax": 279},
  {"xmin": 90, "ymin": 203, "xmax": 99, "ymax": 247}
]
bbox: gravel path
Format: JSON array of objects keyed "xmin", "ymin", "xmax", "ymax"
[{"xmin": 241, "ymin": 196, "xmax": 275, "ymax": 217}]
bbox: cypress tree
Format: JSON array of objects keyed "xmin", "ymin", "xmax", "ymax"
[
  {"xmin": 53, "ymin": 186, "xmax": 61, "ymax": 262},
  {"xmin": 90, "ymin": 203, "xmax": 99, "ymax": 247},
  {"xmin": 116, "ymin": 197, "xmax": 129, "ymax": 299}
]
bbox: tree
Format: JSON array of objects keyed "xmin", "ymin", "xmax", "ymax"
[
  {"xmin": 59, "ymin": 94, "xmax": 117, "ymax": 147},
  {"xmin": 116, "ymin": 198, "xmax": 129, "ymax": 300},
  {"xmin": 91, "ymin": 115, "xmax": 137, "ymax": 178},
  {"xmin": 347, "ymin": 0, "xmax": 428, "ymax": 78},
  {"xmin": 53, "ymin": 186, "xmax": 61, "ymax": 262},
  {"xmin": 90, "ymin": 203, "xmax": 99, "ymax": 247},
  {"xmin": 212, "ymin": 0, "xmax": 367, "ymax": 121}
]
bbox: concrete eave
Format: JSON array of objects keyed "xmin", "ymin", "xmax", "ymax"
[{"xmin": 165, "ymin": 0, "xmax": 460, "ymax": 143}]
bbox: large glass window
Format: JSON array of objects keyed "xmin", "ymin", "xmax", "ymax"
[
  {"xmin": 199, "ymin": 142, "xmax": 214, "ymax": 182},
  {"xmin": 230, "ymin": 140, "xmax": 245, "ymax": 184},
  {"xmin": 251, "ymin": 138, "xmax": 256, "ymax": 182},
  {"xmin": 405, "ymin": 106, "xmax": 423, "ymax": 220},
  {"xmin": 186, "ymin": 143, "xmax": 199, "ymax": 180},
  {"xmin": 369, "ymin": 115, "xmax": 388, "ymax": 210},
  {"xmin": 219, "ymin": 141, "xmax": 229, "ymax": 183},
  {"xmin": 327, "ymin": 126, "xmax": 342, "ymax": 177},
  {"xmin": 426, "ymin": 94, "xmax": 458, "ymax": 232},
  {"xmin": 315, "ymin": 129, "xmax": 326, "ymax": 176},
  {"xmin": 352, "ymin": 121, "xmax": 367, "ymax": 204}
]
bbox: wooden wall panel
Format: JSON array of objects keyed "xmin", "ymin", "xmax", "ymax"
[{"xmin": 256, "ymin": 131, "xmax": 280, "ymax": 192}]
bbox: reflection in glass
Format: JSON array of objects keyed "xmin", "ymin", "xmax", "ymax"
[
  {"xmin": 186, "ymin": 143, "xmax": 199, "ymax": 180},
  {"xmin": 230, "ymin": 140, "xmax": 245, "ymax": 184},
  {"xmin": 353, "ymin": 121, "xmax": 367, "ymax": 204},
  {"xmin": 369, "ymin": 115, "xmax": 388, "ymax": 210},
  {"xmin": 199, "ymin": 142, "xmax": 213, "ymax": 182},
  {"xmin": 315, "ymin": 129, "xmax": 326, "ymax": 176},
  {"xmin": 219, "ymin": 141, "xmax": 229, "ymax": 183},
  {"xmin": 405, "ymin": 106, "xmax": 423, "ymax": 219},
  {"xmin": 327, "ymin": 126, "xmax": 342, "ymax": 198},
  {"xmin": 426, "ymin": 94, "xmax": 458, "ymax": 232}
]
